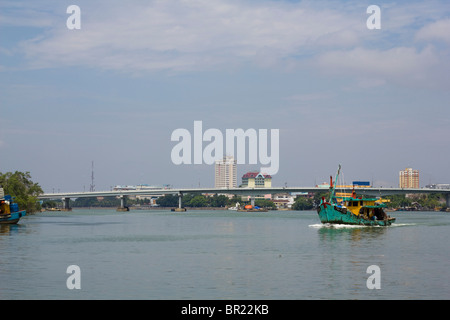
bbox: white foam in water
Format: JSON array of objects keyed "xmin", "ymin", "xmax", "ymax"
[
  {"xmin": 309, "ymin": 222, "xmax": 416, "ymax": 229},
  {"xmin": 308, "ymin": 223, "xmax": 366, "ymax": 229},
  {"xmin": 389, "ymin": 223, "xmax": 416, "ymax": 227}
]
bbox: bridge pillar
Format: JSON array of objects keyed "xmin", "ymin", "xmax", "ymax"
[
  {"xmin": 117, "ymin": 195, "xmax": 129, "ymax": 212},
  {"xmin": 250, "ymin": 196, "xmax": 255, "ymax": 207},
  {"xmin": 171, "ymin": 192, "xmax": 186, "ymax": 212},
  {"xmin": 63, "ymin": 197, "xmax": 72, "ymax": 211},
  {"xmin": 446, "ymin": 194, "xmax": 450, "ymax": 208}
]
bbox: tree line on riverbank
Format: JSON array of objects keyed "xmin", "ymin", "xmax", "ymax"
[
  {"xmin": 383, "ymin": 193, "xmax": 448, "ymax": 211},
  {"xmin": 43, "ymin": 193, "xmax": 277, "ymax": 209},
  {"xmin": 291, "ymin": 193, "xmax": 448, "ymax": 211},
  {"xmin": 0, "ymin": 171, "xmax": 43, "ymax": 213},
  {"xmin": 155, "ymin": 193, "xmax": 277, "ymax": 209},
  {"xmin": 41, "ymin": 192, "xmax": 450, "ymax": 211},
  {"xmin": 1, "ymin": 171, "xmax": 448, "ymax": 212}
]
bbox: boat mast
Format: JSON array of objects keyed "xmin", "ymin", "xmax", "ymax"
[{"xmin": 329, "ymin": 164, "xmax": 341, "ymax": 202}]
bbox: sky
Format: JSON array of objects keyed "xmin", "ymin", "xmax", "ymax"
[{"xmin": 1, "ymin": 0, "xmax": 449, "ymax": 193}]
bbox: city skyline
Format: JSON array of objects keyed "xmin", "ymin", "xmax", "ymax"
[{"xmin": 1, "ymin": 1, "xmax": 450, "ymax": 192}]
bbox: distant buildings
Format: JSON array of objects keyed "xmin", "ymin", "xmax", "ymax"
[
  {"xmin": 112, "ymin": 184, "xmax": 165, "ymax": 204},
  {"xmin": 238, "ymin": 171, "xmax": 273, "ymax": 204},
  {"xmin": 425, "ymin": 183, "xmax": 450, "ymax": 190},
  {"xmin": 316, "ymin": 181, "xmax": 371, "ymax": 199},
  {"xmin": 241, "ymin": 172, "xmax": 272, "ymax": 188},
  {"xmin": 272, "ymin": 193, "xmax": 295, "ymax": 209},
  {"xmin": 112, "ymin": 184, "xmax": 162, "ymax": 192},
  {"xmin": 214, "ymin": 156, "xmax": 237, "ymax": 188},
  {"xmin": 399, "ymin": 168, "xmax": 419, "ymax": 188}
]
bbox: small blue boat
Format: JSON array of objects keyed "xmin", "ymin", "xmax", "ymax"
[
  {"xmin": 0, "ymin": 188, "xmax": 27, "ymax": 224},
  {"xmin": 317, "ymin": 165, "xmax": 396, "ymax": 226}
]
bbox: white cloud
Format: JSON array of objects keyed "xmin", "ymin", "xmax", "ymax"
[
  {"xmin": 17, "ymin": 0, "xmax": 363, "ymax": 73},
  {"xmin": 416, "ymin": 19, "xmax": 450, "ymax": 43},
  {"xmin": 5, "ymin": 0, "xmax": 450, "ymax": 90},
  {"xmin": 315, "ymin": 45, "xmax": 449, "ymax": 89}
]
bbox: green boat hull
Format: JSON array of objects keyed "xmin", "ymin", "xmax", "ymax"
[{"xmin": 317, "ymin": 203, "xmax": 395, "ymax": 226}]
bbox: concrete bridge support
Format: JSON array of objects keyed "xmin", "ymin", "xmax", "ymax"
[
  {"xmin": 63, "ymin": 197, "xmax": 72, "ymax": 211},
  {"xmin": 250, "ymin": 196, "xmax": 255, "ymax": 207},
  {"xmin": 171, "ymin": 192, "xmax": 186, "ymax": 212},
  {"xmin": 446, "ymin": 194, "xmax": 450, "ymax": 208},
  {"xmin": 117, "ymin": 195, "xmax": 129, "ymax": 212}
]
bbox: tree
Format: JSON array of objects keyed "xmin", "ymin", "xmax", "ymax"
[
  {"xmin": 384, "ymin": 194, "xmax": 412, "ymax": 209},
  {"xmin": 189, "ymin": 195, "xmax": 208, "ymax": 207},
  {"xmin": 0, "ymin": 171, "xmax": 43, "ymax": 213},
  {"xmin": 73, "ymin": 197, "xmax": 120, "ymax": 207},
  {"xmin": 254, "ymin": 199, "xmax": 276, "ymax": 209},
  {"xmin": 156, "ymin": 194, "xmax": 179, "ymax": 207},
  {"xmin": 292, "ymin": 196, "xmax": 314, "ymax": 210},
  {"xmin": 210, "ymin": 194, "xmax": 228, "ymax": 207}
]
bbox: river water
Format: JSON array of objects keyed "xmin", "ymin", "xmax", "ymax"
[{"xmin": 0, "ymin": 209, "xmax": 449, "ymax": 300}]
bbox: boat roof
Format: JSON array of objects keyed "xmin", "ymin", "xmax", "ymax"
[
  {"xmin": 339, "ymin": 197, "xmax": 378, "ymax": 201},
  {"xmin": 364, "ymin": 204, "xmax": 387, "ymax": 208}
]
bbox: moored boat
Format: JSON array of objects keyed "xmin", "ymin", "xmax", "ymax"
[
  {"xmin": 228, "ymin": 202, "xmax": 240, "ymax": 211},
  {"xmin": 237, "ymin": 204, "xmax": 268, "ymax": 212},
  {"xmin": 317, "ymin": 165, "xmax": 396, "ymax": 226},
  {"xmin": 0, "ymin": 188, "xmax": 27, "ymax": 224}
]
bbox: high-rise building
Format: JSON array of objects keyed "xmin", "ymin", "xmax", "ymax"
[
  {"xmin": 399, "ymin": 168, "xmax": 419, "ymax": 188},
  {"xmin": 215, "ymin": 156, "xmax": 237, "ymax": 188}
]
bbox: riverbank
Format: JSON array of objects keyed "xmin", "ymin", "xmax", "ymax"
[{"xmin": 65, "ymin": 206, "xmax": 230, "ymax": 211}]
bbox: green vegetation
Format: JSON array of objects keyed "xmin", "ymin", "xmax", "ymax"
[
  {"xmin": 71, "ymin": 197, "xmax": 155, "ymax": 208},
  {"xmin": 155, "ymin": 194, "xmax": 179, "ymax": 207},
  {"xmin": 73, "ymin": 197, "xmax": 121, "ymax": 207},
  {"xmin": 254, "ymin": 199, "xmax": 276, "ymax": 209},
  {"xmin": 292, "ymin": 192, "xmax": 327, "ymax": 211},
  {"xmin": 384, "ymin": 193, "xmax": 448, "ymax": 211},
  {"xmin": 155, "ymin": 193, "xmax": 276, "ymax": 209},
  {"xmin": 156, "ymin": 193, "xmax": 235, "ymax": 208},
  {"xmin": 0, "ymin": 171, "xmax": 43, "ymax": 213},
  {"xmin": 292, "ymin": 196, "xmax": 314, "ymax": 210}
]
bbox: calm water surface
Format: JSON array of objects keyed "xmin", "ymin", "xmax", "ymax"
[{"xmin": 1, "ymin": 209, "xmax": 449, "ymax": 299}]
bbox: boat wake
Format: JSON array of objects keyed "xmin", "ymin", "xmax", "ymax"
[
  {"xmin": 388, "ymin": 223, "xmax": 416, "ymax": 227},
  {"xmin": 309, "ymin": 223, "xmax": 367, "ymax": 229},
  {"xmin": 309, "ymin": 222, "xmax": 415, "ymax": 229}
]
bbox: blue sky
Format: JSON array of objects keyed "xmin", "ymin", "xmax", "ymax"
[{"xmin": 1, "ymin": 0, "xmax": 449, "ymax": 192}]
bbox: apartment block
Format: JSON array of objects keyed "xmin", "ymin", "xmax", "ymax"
[
  {"xmin": 214, "ymin": 156, "xmax": 237, "ymax": 188},
  {"xmin": 399, "ymin": 168, "xmax": 419, "ymax": 188}
]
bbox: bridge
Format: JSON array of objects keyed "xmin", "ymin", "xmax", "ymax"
[{"xmin": 38, "ymin": 186, "xmax": 450, "ymax": 211}]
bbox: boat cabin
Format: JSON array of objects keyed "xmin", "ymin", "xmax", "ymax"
[{"xmin": 337, "ymin": 196, "xmax": 387, "ymax": 221}]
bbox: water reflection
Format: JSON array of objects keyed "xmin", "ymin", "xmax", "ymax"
[
  {"xmin": 313, "ymin": 223, "xmax": 388, "ymax": 243},
  {"xmin": 0, "ymin": 223, "xmax": 22, "ymax": 236},
  {"xmin": 309, "ymin": 223, "xmax": 391, "ymax": 298}
]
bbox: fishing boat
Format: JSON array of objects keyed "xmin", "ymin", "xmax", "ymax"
[
  {"xmin": 317, "ymin": 165, "xmax": 396, "ymax": 226},
  {"xmin": 0, "ymin": 188, "xmax": 27, "ymax": 224}
]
